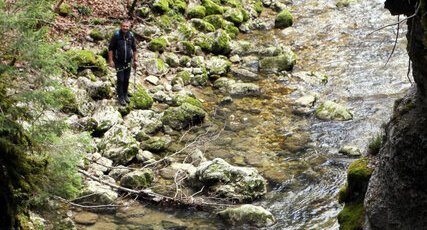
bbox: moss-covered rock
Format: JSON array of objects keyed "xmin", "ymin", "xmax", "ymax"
[
  {"xmin": 254, "ymin": 0, "xmax": 264, "ymax": 15},
  {"xmin": 173, "ymin": 95, "xmax": 204, "ymax": 108},
  {"xmin": 144, "ymin": 58, "xmax": 169, "ymax": 75},
  {"xmin": 97, "ymin": 125, "xmax": 139, "ymax": 165},
  {"xmin": 136, "ymin": 7, "xmax": 151, "ymax": 17},
  {"xmin": 170, "ymin": 0, "xmax": 187, "ymax": 13},
  {"xmin": 187, "ymin": 5, "xmax": 206, "ymax": 18},
  {"xmin": 191, "ymin": 18, "xmax": 216, "ymax": 32},
  {"xmin": 202, "ymin": 0, "xmax": 224, "ymax": 15},
  {"xmin": 315, "ymin": 101, "xmax": 353, "ymax": 121},
  {"xmin": 179, "ymin": 55, "xmax": 192, "ymax": 67},
  {"xmin": 206, "ymin": 56, "xmax": 231, "ymax": 76},
  {"xmin": 223, "ymin": 7, "xmax": 244, "ymax": 25},
  {"xmin": 142, "ymin": 136, "xmax": 170, "ymax": 152},
  {"xmin": 66, "ymin": 50, "xmax": 108, "ymax": 76},
  {"xmin": 120, "ymin": 169, "xmax": 154, "ymax": 189},
  {"xmin": 58, "ymin": 3, "xmax": 72, "ymax": 16},
  {"xmin": 89, "ymin": 29, "xmax": 103, "ymax": 41},
  {"xmin": 129, "ymin": 86, "xmax": 154, "ymax": 110},
  {"xmin": 152, "ymin": 0, "xmax": 170, "ymax": 13},
  {"xmin": 259, "ymin": 52, "xmax": 296, "ymax": 73},
  {"xmin": 148, "ymin": 37, "xmax": 168, "ymax": 52},
  {"xmin": 346, "ymin": 157, "xmax": 373, "ymax": 199},
  {"xmin": 163, "ymin": 52, "xmax": 180, "ymax": 67},
  {"xmin": 218, "ymin": 205, "xmax": 276, "ymax": 228},
  {"xmin": 275, "ymin": 9, "xmax": 293, "ymax": 29},
  {"xmin": 225, "ymin": 24, "xmax": 239, "ymax": 38},
  {"xmin": 337, "ymin": 201, "xmax": 364, "ymax": 230},
  {"xmin": 204, "ymin": 14, "xmax": 227, "ymax": 29},
  {"xmin": 161, "ymin": 103, "xmax": 207, "ymax": 130},
  {"xmin": 180, "ymin": 41, "xmax": 196, "ymax": 55},
  {"xmin": 211, "ymin": 29, "xmax": 231, "ymax": 55},
  {"xmin": 172, "ymin": 70, "xmax": 192, "ymax": 86}
]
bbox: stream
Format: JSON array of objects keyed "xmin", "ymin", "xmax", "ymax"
[{"xmin": 83, "ymin": 0, "xmax": 410, "ymax": 229}]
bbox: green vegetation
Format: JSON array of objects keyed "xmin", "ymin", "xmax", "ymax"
[
  {"xmin": 153, "ymin": 0, "xmax": 170, "ymax": 13},
  {"xmin": 58, "ymin": 3, "xmax": 72, "ymax": 16},
  {"xmin": 66, "ymin": 49, "xmax": 108, "ymax": 76},
  {"xmin": 337, "ymin": 201, "xmax": 364, "ymax": 230},
  {"xmin": 75, "ymin": 4, "xmax": 92, "ymax": 16},
  {"xmin": 173, "ymin": 95, "xmax": 204, "ymax": 108},
  {"xmin": 148, "ymin": 37, "xmax": 168, "ymax": 52},
  {"xmin": 89, "ymin": 29, "xmax": 104, "ymax": 41},
  {"xmin": 202, "ymin": 0, "xmax": 224, "ymax": 15},
  {"xmin": 181, "ymin": 41, "xmax": 196, "ymax": 55},
  {"xmin": 368, "ymin": 134, "xmax": 382, "ymax": 155}
]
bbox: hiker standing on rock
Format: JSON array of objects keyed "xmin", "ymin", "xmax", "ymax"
[{"xmin": 108, "ymin": 20, "xmax": 138, "ymax": 106}]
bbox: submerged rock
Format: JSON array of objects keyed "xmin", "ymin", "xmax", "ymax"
[
  {"xmin": 161, "ymin": 103, "xmax": 207, "ymax": 130},
  {"xmin": 315, "ymin": 100, "xmax": 353, "ymax": 121},
  {"xmin": 218, "ymin": 204, "xmax": 276, "ymax": 228},
  {"xmin": 191, "ymin": 158, "xmax": 267, "ymax": 201},
  {"xmin": 259, "ymin": 51, "xmax": 296, "ymax": 73},
  {"xmin": 74, "ymin": 212, "xmax": 98, "ymax": 225}
]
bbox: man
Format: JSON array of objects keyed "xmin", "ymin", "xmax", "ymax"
[{"xmin": 108, "ymin": 21, "xmax": 138, "ymax": 106}]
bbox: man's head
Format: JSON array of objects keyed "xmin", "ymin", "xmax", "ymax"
[{"xmin": 120, "ymin": 21, "xmax": 131, "ymax": 33}]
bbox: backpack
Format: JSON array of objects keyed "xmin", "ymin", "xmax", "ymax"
[{"xmin": 111, "ymin": 30, "xmax": 135, "ymax": 64}]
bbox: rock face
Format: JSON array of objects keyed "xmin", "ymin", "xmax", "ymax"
[
  {"xmin": 364, "ymin": 2, "xmax": 427, "ymax": 229},
  {"xmin": 191, "ymin": 158, "xmax": 267, "ymax": 201}
]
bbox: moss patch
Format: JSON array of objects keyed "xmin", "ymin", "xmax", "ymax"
[
  {"xmin": 66, "ymin": 50, "xmax": 108, "ymax": 76},
  {"xmin": 153, "ymin": 0, "xmax": 170, "ymax": 13},
  {"xmin": 161, "ymin": 102, "xmax": 207, "ymax": 130},
  {"xmin": 275, "ymin": 9, "xmax": 293, "ymax": 29},
  {"xmin": 89, "ymin": 29, "xmax": 103, "ymax": 41},
  {"xmin": 202, "ymin": 0, "xmax": 224, "ymax": 15},
  {"xmin": 129, "ymin": 86, "xmax": 154, "ymax": 110},
  {"xmin": 173, "ymin": 95, "xmax": 204, "ymax": 108},
  {"xmin": 58, "ymin": 3, "xmax": 72, "ymax": 16},
  {"xmin": 211, "ymin": 29, "xmax": 231, "ymax": 55},
  {"xmin": 181, "ymin": 41, "xmax": 196, "ymax": 55},
  {"xmin": 337, "ymin": 201, "xmax": 364, "ymax": 230},
  {"xmin": 187, "ymin": 5, "xmax": 206, "ymax": 18},
  {"xmin": 148, "ymin": 37, "xmax": 168, "ymax": 52}
]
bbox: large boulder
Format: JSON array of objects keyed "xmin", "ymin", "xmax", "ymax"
[
  {"xmin": 97, "ymin": 125, "xmax": 139, "ymax": 165},
  {"xmin": 315, "ymin": 100, "xmax": 353, "ymax": 121},
  {"xmin": 119, "ymin": 169, "xmax": 154, "ymax": 189},
  {"xmin": 92, "ymin": 106, "xmax": 123, "ymax": 134},
  {"xmin": 161, "ymin": 103, "xmax": 207, "ymax": 130},
  {"xmin": 218, "ymin": 204, "xmax": 276, "ymax": 228},
  {"xmin": 191, "ymin": 158, "xmax": 267, "ymax": 201},
  {"xmin": 124, "ymin": 110, "xmax": 163, "ymax": 135},
  {"xmin": 79, "ymin": 181, "xmax": 118, "ymax": 205}
]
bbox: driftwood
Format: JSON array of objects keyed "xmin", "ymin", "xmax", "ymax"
[{"xmin": 78, "ymin": 169, "xmax": 235, "ymax": 211}]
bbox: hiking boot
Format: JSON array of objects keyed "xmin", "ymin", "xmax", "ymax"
[
  {"xmin": 124, "ymin": 95, "xmax": 131, "ymax": 103},
  {"xmin": 119, "ymin": 98, "xmax": 127, "ymax": 106}
]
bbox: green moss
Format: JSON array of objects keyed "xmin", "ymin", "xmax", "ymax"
[
  {"xmin": 153, "ymin": 0, "xmax": 170, "ymax": 13},
  {"xmin": 120, "ymin": 169, "xmax": 154, "ymax": 189},
  {"xmin": 173, "ymin": 95, "xmax": 204, "ymax": 108},
  {"xmin": 221, "ymin": 0, "xmax": 243, "ymax": 8},
  {"xmin": 157, "ymin": 12, "xmax": 186, "ymax": 32},
  {"xmin": 178, "ymin": 23, "xmax": 197, "ymax": 39},
  {"xmin": 338, "ymin": 184, "xmax": 349, "ymax": 203},
  {"xmin": 241, "ymin": 8, "xmax": 250, "ymax": 22},
  {"xmin": 143, "ymin": 137, "xmax": 168, "ymax": 152},
  {"xmin": 202, "ymin": 0, "xmax": 224, "ymax": 15},
  {"xmin": 195, "ymin": 34, "xmax": 214, "ymax": 52},
  {"xmin": 187, "ymin": 5, "xmax": 206, "ymax": 18},
  {"xmin": 191, "ymin": 18, "xmax": 216, "ymax": 32},
  {"xmin": 136, "ymin": 7, "xmax": 151, "ymax": 18},
  {"xmin": 347, "ymin": 157, "xmax": 373, "ymax": 193},
  {"xmin": 254, "ymin": 0, "xmax": 264, "ymax": 14},
  {"xmin": 223, "ymin": 7, "xmax": 244, "ymax": 25},
  {"xmin": 75, "ymin": 4, "xmax": 92, "ymax": 16},
  {"xmin": 259, "ymin": 53, "xmax": 296, "ymax": 72},
  {"xmin": 275, "ymin": 9, "xmax": 293, "ymax": 29},
  {"xmin": 91, "ymin": 18, "xmax": 107, "ymax": 25},
  {"xmin": 66, "ymin": 50, "xmax": 108, "ymax": 76},
  {"xmin": 337, "ymin": 201, "xmax": 364, "ymax": 230},
  {"xmin": 204, "ymin": 14, "xmax": 227, "ymax": 29},
  {"xmin": 129, "ymin": 86, "xmax": 154, "ymax": 110},
  {"xmin": 89, "ymin": 29, "xmax": 103, "ymax": 41},
  {"xmin": 192, "ymin": 73, "xmax": 209, "ymax": 86},
  {"xmin": 211, "ymin": 29, "xmax": 231, "ymax": 55},
  {"xmin": 170, "ymin": 0, "xmax": 187, "ymax": 13},
  {"xmin": 148, "ymin": 37, "xmax": 168, "ymax": 52},
  {"xmin": 58, "ymin": 3, "xmax": 72, "ymax": 16},
  {"xmin": 225, "ymin": 24, "xmax": 239, "ymax": 38},
  {"xmin": 181, "ymin": 41, "xmax": 196, "ymax": 55}
]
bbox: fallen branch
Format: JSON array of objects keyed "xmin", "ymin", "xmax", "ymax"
[
  {"xmin": 55, "ymin": 196, "xmax": 122, "ymax": 209},
  {"xmin": 78, "ymin": 168, "xmax": 235, "ymax": 211}
]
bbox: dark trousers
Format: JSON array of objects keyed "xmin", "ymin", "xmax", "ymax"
[{"xmin": 116, "ymin": 66, "xmax": 131, "ymax": 100}]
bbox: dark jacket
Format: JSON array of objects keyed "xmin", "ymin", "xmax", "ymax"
[{"xmin": 108, "ymin": 30, "xmax": 136, "ymax": 66}]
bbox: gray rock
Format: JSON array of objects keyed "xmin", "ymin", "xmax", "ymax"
[
  {"xmin": 77, "ymin": 77, "xmax": 112, "ymax": 100},
  {"xmin": 162, "ymin": 52, "xmax": 180, "ymax": 68},
  {"xmin": 92, "ymin": 106, "xmax": 123, "ymax": 133},
  {"xmin": 108, "ymin": 165, "xmax": 130, "ymax": 181},
  {"xmin": 191, "ymin": 158, "xmax": 267, "ymax": 201},
  {"xmin": 144, "ymin": 58, "xmax": 169, "ymax": 76},
  {"xmin": 124, "ymin": 110, "xmax": 163, "ymax": 135},
  {"xmin": 97, "ymin": 125, "xmax": 139, "ymax": 165},
  {"xmin": 229, "ymin": 82, "xmax": 261, "ymax": 97},
  {"xmin": 142, "ymin": 136, "xmax": 171, "ymax": 153},
  {"xmin": 145, "ymin": 75, "xmax": 160, "ymax": 85},
  {"xmin": 79, "ymin": 181, "xmax": 118, "ymax": 205},
  {"xmin": 241, "ymin": 56, "xmax": 260, "ymax": 73},
  {"xmin": 229, "ymin": 55, "xmax": 241, "ymax": 63},
  {"xmin": 188, "ymin": 149, "xmax": 207, "ymax": 166},
  {"xmin": 259, "ymin": 50, "xmax": 296, "ymax": 73},
  {"xmin": 218, "ymin": 204, "xmax": 276, "ymax": 228},
  {"xmin": 315, "ymin": 101, "xmax": 353, "ymax": 121},
  {"xmin": 136, "ymin": 150, "xmax": 155, "ymax": 162},
  {"xmin": 230, "ymin": 66, "xmax": 260, "ymax": 82},
  {"xmin": 293, "ymin": 94, "xmax": 318, "ymax": 115},
  {"xmin": 339, "ymin": 145, "xmax": 362, "ymax": 157}
]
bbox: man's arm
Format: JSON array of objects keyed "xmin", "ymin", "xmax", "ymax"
[
  {"xmin": 108, "ymin": 35, "xmax": 116, "ymax": 68},
  {"xmin": 132, "ymin": 37, "xmax": 138, "ymax": 68}
]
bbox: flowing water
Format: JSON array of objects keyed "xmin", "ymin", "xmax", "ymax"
[{"xmin": 83, "ymin": 0, "xmax": 410, "ymax": 229}]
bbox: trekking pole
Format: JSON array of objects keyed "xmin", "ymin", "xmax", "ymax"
[{"xmin": 133, "ymin": 64, "xmax": 137, "ymax": 96}]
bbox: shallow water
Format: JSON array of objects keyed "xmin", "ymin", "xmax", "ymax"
[{"xmin": 81, "ymin": 0, "xmax": 410, "ymax": 229}]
